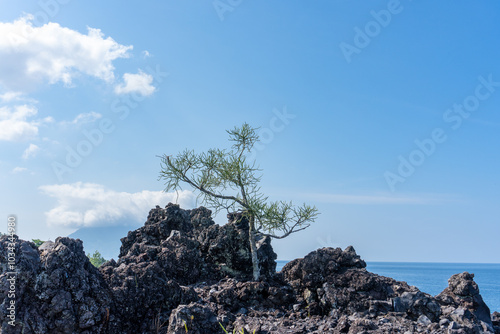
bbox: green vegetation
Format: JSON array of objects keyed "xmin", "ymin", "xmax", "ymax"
[
  {"xmin": 87, "ymin": 250, "xmax": 107, "ymax": 268},
  {"xmin": 32, "ymin": 239, "xmax": 45, "ymax": 247},
  {"xmin": 159, "ymin": 123, "xmax": 319, "ymax": 280}
]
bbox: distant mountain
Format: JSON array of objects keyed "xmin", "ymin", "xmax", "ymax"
[{"xmin": 68, "ymin": 223, "xmax": 142, "ymax": 261}]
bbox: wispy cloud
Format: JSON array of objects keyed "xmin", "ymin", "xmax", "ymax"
[
  {"xmin": 11, "ymin": 167, "xmax": 28, "ymax": 174},
  {"xmin": 60, "ymin": 111, "xmax": 102, "ymax": 126},
  {"xmin": 114, "ymin": 70, "xmax": 156, "ymax": 96},
  {"xmin": 0, "ymin": 91, "xmax": 26, "ymax": 103},
  {"xmin": 39, "ymin": 182, "xmax": 196, "ymax": 228}
]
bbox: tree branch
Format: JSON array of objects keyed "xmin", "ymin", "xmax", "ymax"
[
  {"xmin": 259, "ymin": 223, "xmax": 310, "ymax": 239},
  {"xmin": 166, "ymin": 156, "xmax": 248, "ymax": 208}
]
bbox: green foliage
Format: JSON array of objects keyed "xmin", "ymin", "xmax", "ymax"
[
  {"xmin": 87, "ymin": 250, "xmax": 106, "ymax": 268},
  {"xmin": 32, "ymin": 239, "xmax": 45, "ymax": 247},
  {"xmin": 159, "ymin": 123, "xmax": 318, "ymax": 238},
  {"xmin": 159, "ymin": 123, "xmax": 319, "ymax": 280}
]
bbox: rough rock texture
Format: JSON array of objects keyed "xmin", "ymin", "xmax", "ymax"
[
  {"xmin": 167, "ymin": 302, "xmax": 220, "ymax": 334},
  {"xmin": 0, "ymin": 236, "xmax": 112, "ymax": 334},
  {"xmin": 98, "ymin": 204, "xmax": 277, "ymax": 332},
  {"xmin": 116, "ymin": 204, "xmax": 276, "ymax": 282},
  {"xmin": 197, "ymin": 211, "xmax": 277, "ymax": 280},
  {"xmin": 492, "ymin": 312, "xmax": 500, "ymax": 333},
  {"xmin": 1, "ymin": 204, "xmax": 498, "ymax": 333},
  {"xmin": 436, "ymin": 271, "xmax": 494, "ymax": 332}
]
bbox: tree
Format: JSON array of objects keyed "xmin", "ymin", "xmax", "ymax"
[
  {"xmin": 32, "ymin": 239, "xmax": 45, "ymax": 247},
  {"xmin": 87, "ymin": 250, "xmax": 107, "ymax": 268},
  {"xmin": 159, "ymin": 123, "xmax": 319, "ymax": 280}
]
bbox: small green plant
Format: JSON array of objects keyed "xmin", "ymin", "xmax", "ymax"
[
  {"xmin": 219, "ymin": 322, "xmax": 256, "ymax": 334},
  {"xmin": 86, "ymin": 250, "xmax": 107, "ymax": 268},
  {"xmin": 32, "ymin": 239, "xmax": 45, "ymax": 247}
]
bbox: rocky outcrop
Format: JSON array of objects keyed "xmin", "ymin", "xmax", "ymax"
[
  {"xmin": 436, "ymin": 272, "xmax": 494, "ymax": 332},
  {"xmin": 98, "ymin": 204, "xmax": 277, "ymax": 332},
  {"xmin": 1, "ymin": 203, "xmax": 498, "ymax": 333},
  {"xmin": 492, "ymin": 312, "xmax": 500, "ymax": 333},
  {"xmin": 198, "ymin": 211, "xmax": 276, "ymax": 280},
  {"xmin": 167, "ymin": 302, "xmax": 220, "ymax": 334},
  {"xmin": 0, "ymin": 237, "xmax": 112, "ymax": 334},
  {"xmin": 116, "ymin": 205, "xmax": 276, "ymax": 282}
]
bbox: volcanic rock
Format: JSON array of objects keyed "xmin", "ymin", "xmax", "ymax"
[
  {"xmin": 0, "ymin": 236, "xmax": 112, "ymax": 334},
  {"xmin": 1, "ymin": 204, "xmax": 497, "ymax": 333},
  {"xmin": 436, "ymin": 271, "xmax": 494, "ymax": 332}
]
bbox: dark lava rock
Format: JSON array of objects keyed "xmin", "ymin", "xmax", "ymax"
[
  {"xmin": 167, "ymin": 302, "xmax": 220, "ymax": 334},
  {"xmin": 99, "ymin": 203, "xmax": 278, "ymax": 332},
  {"xmin": 119, "ymin": 203, "xmax": 193, "ymax": 258},
  {"xmin": 0, "ymin": 236, "xmax": 112, "ymax": 334},
  {"xmin": 195, "ymin": 278, "xmax": 295, "ymax": 315},
  {"xmin": 197, "ymin": 211, "xmax": 277, "ymax": 280},
  {"xmin": 492, "ymin": 311, "xmax": 500, "ymax": 333},
  {"xmin": 282, "ymin": 246, "xmax": 417, "ymax": 317},
  {"xmin": 99, "ymin": 259, "xmax": 197, "ymax": 333},
  {"xmin": 282, "ymin": 246, "xmax": 366, "ymax": 290},
  {"xmin": 436, "ymin": 271, "xmax": 494, "ymax": 332},
  {"xmin": 117, "ymin": 204, "xmax": 276, "ymax": 282},
  {"xmin": 1, "ymin": 204, "xmax": 497, "ymax": 333},
  {"xmin": 393, "ymin": 290, "xmax": 441, "ymax": 322}
]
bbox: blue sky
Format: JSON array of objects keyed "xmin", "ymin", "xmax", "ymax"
[{"xmin": 1, "ymin": 1, "xmax": 499, "ymax": 262}]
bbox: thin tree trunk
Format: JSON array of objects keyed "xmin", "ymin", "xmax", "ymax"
[{"xmin": 248, "ymin": 215, "xmax": 260, "ymax": 281}]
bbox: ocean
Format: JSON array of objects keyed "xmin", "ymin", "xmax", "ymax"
[{"xmin": 275, "ymin": 261, "xmax": 500, "ymax": 312}]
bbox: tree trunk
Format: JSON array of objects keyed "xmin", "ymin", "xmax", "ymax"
[{"xmin": 248, "ymin": 215, "xmax": 260, "ymax": 281}]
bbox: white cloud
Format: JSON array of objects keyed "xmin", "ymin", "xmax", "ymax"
[
  {"xmin": 0, "ymin": 91, "xmax": 24, "ymax": 102},
  {"xmin": 61, "ymin": 111, "xmax": 102, "ymax": 125},
  {"xmin": 0, "ymin": 15, "xmax": 132, "ymax": 91},
  {"xmin": 114, "ymin": 70, "xmax": 156, "ymax": 96},
  {"xmin": 39, "ymin": 182, "xmax": 196, "ymax": 228},
  {"xmin": 22, "ymin": 143, "xmax": 40, "ymax": 159},
  {"xmin": 142, "ymin": 50, "xmax": 151, "ymax": 58},
  {"xmin": 0, "ymin": 104, "xmax": 43, "ymax": 141},
  {"xmin": 12, "ymin": 167, "xmax": 28, "ymax": 174}
]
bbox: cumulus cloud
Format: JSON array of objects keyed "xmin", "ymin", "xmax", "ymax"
[
  {"xmin": 114, "ymin": 71, "xmax": 156, "ymax": 96},
  {"xmin": 0, "ymin": 15, "xmax": 132, "ymax": 91},
  {"xmin": 39, "ymin": 182, "xmax": 196, "ymax": 228},
  {"xmin": 22, "ymin": 143, "xmax": 40, "ymax": 159},
  {"xmin": 0, "ymin": 104, "xmax": 50, "ymax": 141}
]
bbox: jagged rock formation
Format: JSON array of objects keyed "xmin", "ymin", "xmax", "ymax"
[
  {"xmin": 0, "ymin": 237, "xmax": 112, "ymax": 333},
  {"xmin": 0, "ymin": 203, "xmax": 498, "ymax": 333}
]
